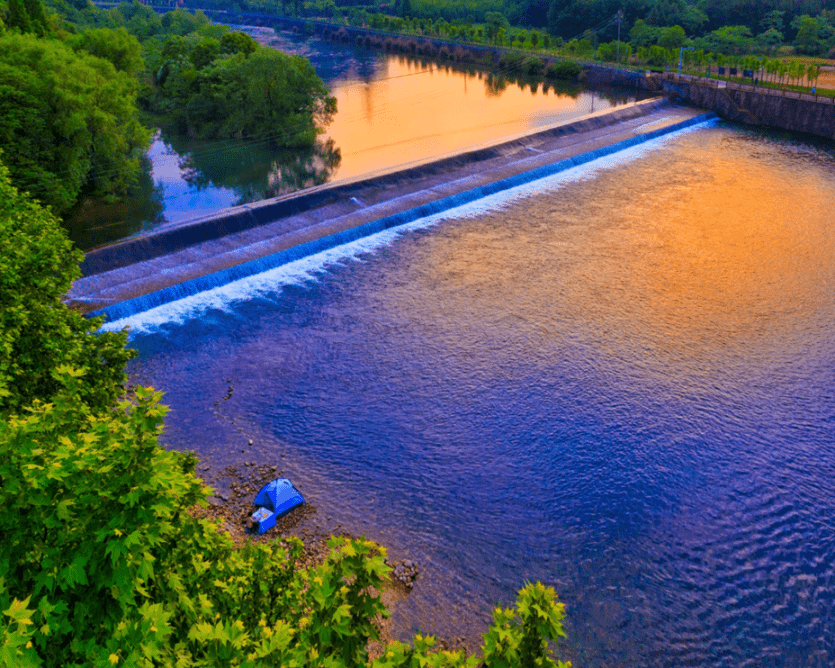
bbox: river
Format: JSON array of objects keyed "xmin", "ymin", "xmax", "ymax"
[
  {"xmin": 118, "ymin": 120, "xmax": 835, "ymax": 667},
  {"xmin": 65, "ymin": 28, "xmax": 642, "ymax": 250}
]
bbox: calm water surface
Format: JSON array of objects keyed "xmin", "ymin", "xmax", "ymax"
[
  {"xmin": 124, "ymin": 123, "xmax": 835, "ymax": 667},
  {"xmin": 66, "ymin": 30, "xmax": 639, "ymax": 249}
]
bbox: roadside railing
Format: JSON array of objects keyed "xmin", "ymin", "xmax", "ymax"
[{"xmin": 659, "ymin": 71, "xmax": 834, "ymax": 104}]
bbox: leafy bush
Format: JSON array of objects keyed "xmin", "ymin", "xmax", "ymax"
[
  {"xmin": 596, "ymin": 41, "xmax": 619, "ymax": 62},
  {"xmin": 646, "ymin": 44, "xmax": 671, "ymax": 66},
  {"xmin": 544, "ymin": 59, "xmax": 581, "ymax": 80},
  {"xmin": 498, "ymin": 50, "xmax": 525, "ymax": 72},
  {"xmin": 523, "ymin": 56, "xmax": 545, "ymax": 76}
]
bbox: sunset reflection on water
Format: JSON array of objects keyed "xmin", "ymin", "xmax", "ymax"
[{"xmin": 324, "ymin": 55, "xmax": 628, "ymax": 179}]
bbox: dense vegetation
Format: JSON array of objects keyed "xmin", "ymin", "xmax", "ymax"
[
  {"xmin": 148, "ymin": 29, "xmax": 336, "ymax": 145},
  {"xmin": 0, "ymin": 0, "xmax": 337, "ymax": 214},
  {"xmin": 0, "ymin": 28, "xmax": 149, "ymax": 214},
  {"xmin": 195, "ymin": 0, "xmax": 835, "ymax": 61},
  {"xmin": 0, "ymin": 158, "xmax": 572, "ymax": 667}
]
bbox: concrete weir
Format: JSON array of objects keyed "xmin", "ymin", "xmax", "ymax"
[{"xmin": 69, "ymin": 99, "xmax": 714, "ymax": 321}]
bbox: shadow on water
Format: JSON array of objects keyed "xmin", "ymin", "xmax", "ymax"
[
  {"xmin": 63, "ymin": 155, "xmax": 165, "ymax": 251},
  {"xmin": 64, "ymin": 134, "xmax": 341, "ymax": 251},
  {"xmin": 169, "ymin": 134, "xmax": 341, "ymax": 204}
]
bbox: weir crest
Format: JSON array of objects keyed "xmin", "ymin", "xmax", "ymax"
[{"xmin": 69, "ymin": 103, "xmax": 716, "ymax": 327}]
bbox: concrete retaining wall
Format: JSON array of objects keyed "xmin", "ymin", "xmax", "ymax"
[{"xmin": 660, "ymin": 75, "xmax": 835, "ymax": 141}]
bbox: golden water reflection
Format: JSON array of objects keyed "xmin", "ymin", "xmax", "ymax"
[
  {"xmin": 378, "ymin": 125, "xmax": 835, "ymax": 391},
  {"xmin": 325, "ymin": 55, "xmax": 627, "ymax": 180}
]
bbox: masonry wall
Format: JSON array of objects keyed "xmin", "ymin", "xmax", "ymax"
[{"xmin": 661, "ymin": 78, "xmax": 835, "ymax": 141}]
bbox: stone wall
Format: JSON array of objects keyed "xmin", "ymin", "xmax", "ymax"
[{"xmin": 660, "ymin": 76, "xmax": 835, "ymax": 141}]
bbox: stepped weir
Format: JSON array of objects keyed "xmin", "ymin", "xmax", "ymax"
[{"xmin": 68, "ymin": 99, "xmax": 714, "ymax": 322}]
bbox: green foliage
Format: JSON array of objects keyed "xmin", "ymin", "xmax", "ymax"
[
  {"xmin": 219, "ymin": 29, "xmax": 257, "ymax": 56},
  {"xmin": 646, "ymin": 44, "xmax": 672, "ymax": 66},
  {"xmin": 756, "ymin": 27, "xmax": 784, "ymax": 54},
  {"xmin": 7, "ymin": 0, "xmax": 49, "ymax": 36},
  {"xmin": 151, "ymin": 40, "xmax": 336, "ymax": 146},
  {"xmin": 657, "ymin": 24, "xmax": 685, "ymax": 50},
  {"xmin": 485, "ymin": 11, "xmax": 509, "ymax": 44},
  {"xmin": 0, "ymin": 160, "xmax": 135, "ymax": 414},
  {"xmin": 563, "ymin": 38, "xmax": 593, "ymax": 58},
  {"xmin": 0, "ymin": 32, "xmax": 150, "ymax": 213},
  {"xmin": 596, "ymin": 40, "xmax": 629, "ymax": 63},
  {"xmin": 706, "ymin": 25, "xmax": 754, "ymax": 54},
  {"xmin": 544, "ymin": 59, "xmax": 581, "ymax": 80},
  {"xmin": 69, "ymin": 27, "xmax": 143, "ymax": 74},
  {"xmin": 793, "ymin": 15, "xmax": 821, "ymax": 54},
  {"xmin": 481, "ymin": 582, "xmax": 570, "ymax": 668},
  {"xmin": 647, "ymin": 0, "xmax": 706, "ymax": 35},
  {"xmin": 161, "ymin": 7, "xmax": 211, "ymax": 35},
  {"xmin": 523, "ymin": 55, "xmax": 545, "ymax": 76},
  {"xmin": 112, "ymin": 0, "xmax": 163, "ymax": 40},
  {"xmin": 629, "ymin": 18, "xmax": 658, "ymax": 48}
]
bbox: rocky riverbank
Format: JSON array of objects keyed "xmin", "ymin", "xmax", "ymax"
[{"xmin": 187, "ymin": 457, "xmax": 432, "ymax": 656}]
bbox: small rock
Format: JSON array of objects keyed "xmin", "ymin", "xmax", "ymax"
[
  {"xmin": 404, "ymin": 559, "xmax": 412, "ymax": 569},
  {"xmin": 248, "ymin": 439, "xmax": 253, "ymax": 446}
]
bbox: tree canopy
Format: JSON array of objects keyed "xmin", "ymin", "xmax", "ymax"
[
  {"xmin": 149, "ymin": 36, "xmax": 336, "ymax": 146},
  {"xmin": 0, "ymin": 31, "xmax": 149, "ymax": 214},
  {"xmin": 0, "ymin": 1, "xmax": 340, "ymax": 215}
]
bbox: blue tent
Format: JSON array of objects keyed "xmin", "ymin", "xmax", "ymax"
[{"xmin": 250, "ymin": 479, "xmax": 305, "ymax": 534}]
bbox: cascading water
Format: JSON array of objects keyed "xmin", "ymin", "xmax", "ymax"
[{"xmin": 95, "ymin": 113, "xmax": 715, "ymax": 325}]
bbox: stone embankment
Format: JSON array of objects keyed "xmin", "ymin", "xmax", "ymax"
[{"xmin": 657, "ymin": 72, "xmax": 835, "ymax": 141}]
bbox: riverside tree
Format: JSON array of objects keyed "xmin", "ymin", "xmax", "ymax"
[
  {"xmin": 150, "ymin": 36, "xmax": 337, "ymax": 147},
  {"xmin": 0, "ymin": 32, "xmax": 150, "ymax": 213}
]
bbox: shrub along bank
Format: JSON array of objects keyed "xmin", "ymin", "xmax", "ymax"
[{"xmin": 0, "ymin": 158, "xmax": 571, "ymax": 667}]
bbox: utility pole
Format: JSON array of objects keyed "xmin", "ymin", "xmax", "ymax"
[
  {"xmin": 678, "ymin": 46, "xmax": 694, "ymax": 75},
  {"xmin": 616, "ymin": 10, "xmax": 623, "ymax": 65}
]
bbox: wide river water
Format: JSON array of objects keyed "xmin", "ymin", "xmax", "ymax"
[
  {"xmin": 65, "ymin": 29, "xmax": 640, "ymax": 249},
  {"xmin": 119, "ymin": 120, "xmax": 835, "ymax": 667}
]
